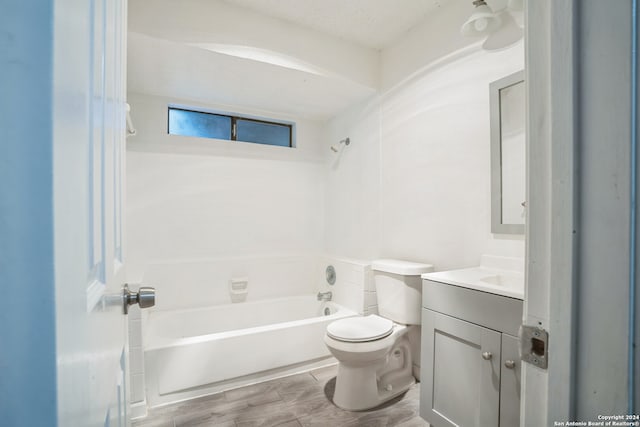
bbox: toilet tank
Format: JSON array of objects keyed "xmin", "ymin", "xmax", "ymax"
[{"xmin": 372, "ymin": 259, "xmax": 434, "ymax": 325}]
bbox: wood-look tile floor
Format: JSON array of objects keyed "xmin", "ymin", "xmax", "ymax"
[{"xmin": 132, "ymin": 365, "xmax": 429, "ymax": 427}]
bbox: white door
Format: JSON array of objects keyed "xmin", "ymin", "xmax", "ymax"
[{"xmin": 53, "ymin": 0, "xmax": 130, "ymax": 425}]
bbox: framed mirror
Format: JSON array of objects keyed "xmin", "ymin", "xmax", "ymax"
[{"xmin": 490, "ymin": 70, "xmax": 525, "ymax": 234}]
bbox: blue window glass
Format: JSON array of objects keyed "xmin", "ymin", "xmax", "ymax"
[
  {"xmin": 236, "ymin": 119, "xmax": 291, "ymax": 147},
  {"xmin": 168, "ymin": 108, "xmax": 231, "ymax": 140},
  {"xmin": 168, "ymin": 107, "xmax": 293, "ymax": 148}
]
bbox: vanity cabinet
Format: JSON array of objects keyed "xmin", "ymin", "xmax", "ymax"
[{"xmin": 420, "ymin": 279, "xmax": 523, "ymax": 427}]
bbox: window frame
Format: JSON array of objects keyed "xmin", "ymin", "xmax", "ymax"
[{"xmin": 167, "ymin": 106, "xmax": 294, "ymax": 148}]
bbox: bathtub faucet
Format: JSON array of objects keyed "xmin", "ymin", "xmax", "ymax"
[{"xmin": 317, "ymin": 291, "xmax": 332, "ymax": 301}]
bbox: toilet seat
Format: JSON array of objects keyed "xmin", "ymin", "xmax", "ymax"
[{"xmin": 326, "ymin": 315, "xmax": 394, "ymax": 342}]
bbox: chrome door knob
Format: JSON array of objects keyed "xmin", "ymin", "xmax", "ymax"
[
  {"xmin": 137, "ymin": 287, "xmax": 155, "ymax": 309},
  {"xmin": 482, "ymin": 351, "xmax": 493, "ymax": 360},
  {"xmin": 123, "ymin": 284, "xmax": 155, "ymax": 314},
  {"xmin": 504, "ymin": 360, "xmax": 516, "ymax": 369}
]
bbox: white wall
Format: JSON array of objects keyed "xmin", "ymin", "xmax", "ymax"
[
  {"xmin": 380, "ymin": 43, "xmax": 525, "ymax": 270},
  {"xmin": 325, "ymin": 41, "xmax": 525, "ymax": 270}
]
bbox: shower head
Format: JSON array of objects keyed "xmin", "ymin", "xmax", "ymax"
[{"xmin": 330, "ymin": 137, "xmax": 350, "ymax": 153}]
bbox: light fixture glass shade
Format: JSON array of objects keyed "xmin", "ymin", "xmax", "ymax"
[{"xmin": 461, "ymin": 4, "xmax": 502, "ymax": 36}]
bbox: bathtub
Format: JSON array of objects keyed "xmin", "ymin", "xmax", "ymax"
[{"xmin": 143, "ymin": 295, "xmax": 355, "ymax": 406}]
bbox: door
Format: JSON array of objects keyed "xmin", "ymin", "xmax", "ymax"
[
  {"xmin": 420, "ymin": 309, "xmax": 501, "ymax": 427},
  {"xmin": 0, "ymin": 1, "xmax": 129, "ymax": 425},
  {"xmin": 53, "ymin": 0, "xmax": 130, "ymax": 425}
]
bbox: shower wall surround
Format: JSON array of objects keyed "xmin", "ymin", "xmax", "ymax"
[
  {"xmin": 126, "ymin": 93, "xmax": 326, "ymax": 289},
  {"xmin": 140, "ymin": 255, "xmax": 320, "ymax": 312},
  {"xmin": 324, "ymin": 97, "xmax": 382, "ymax": 261},
  {"xmin": 316, "ymin": 256, "xmax": 374, "ymax": 315}
]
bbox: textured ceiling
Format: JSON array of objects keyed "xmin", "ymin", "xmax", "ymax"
[{"xmin": 220, "ymin": 0, "xmax": 446, "ymax": 49}]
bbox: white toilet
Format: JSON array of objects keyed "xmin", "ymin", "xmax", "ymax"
[{"xmin": 324, "ymin": 259, "xmax": 434, "ymax": 411}]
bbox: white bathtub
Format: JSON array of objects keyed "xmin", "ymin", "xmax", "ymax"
[{"xmin": 143, "ymin": 295, "xmax": 355, "ymax": 406}]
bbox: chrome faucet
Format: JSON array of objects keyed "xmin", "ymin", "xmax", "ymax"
[{"xmin": 317, "ymin": 291, "xmax": 332, "ymax": 301}]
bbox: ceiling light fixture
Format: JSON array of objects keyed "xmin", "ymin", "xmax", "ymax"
[{"xmin": 461, "ymin": 0, "xmax": 502, "ymax": 37}]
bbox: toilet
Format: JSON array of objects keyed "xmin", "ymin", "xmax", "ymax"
[{"xmin": 324, "ymin": 259, "xmax": 434, "ymax": 411}]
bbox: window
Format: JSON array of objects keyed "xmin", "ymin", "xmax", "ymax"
[
  {"xmin": 168, "ymin": 107, "xmax": 293, "ymax": 148},
  {"xmin": 168, "ymin": 108, "xmax": 231, "ymax": 140}
]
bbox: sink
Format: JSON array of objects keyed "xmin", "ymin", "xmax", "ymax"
[
  {"xmin": 478, "ymin": 274, "xmax": 521, "ymax": 288},
  {"xmin": 422, "ymin": 267, "xmax": 524, "ymax": 299}
]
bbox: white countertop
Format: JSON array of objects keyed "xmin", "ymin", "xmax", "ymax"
[{"xmin": 422, "ymin": 266, "xmax": 525, "ymax": 300}]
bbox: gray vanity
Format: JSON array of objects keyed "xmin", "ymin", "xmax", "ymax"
[{"xmin": 419, "ymin": 267, "xmax": 523, "ymax": 427}]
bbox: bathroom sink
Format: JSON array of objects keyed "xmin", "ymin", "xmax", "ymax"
[
  {"xmin": 478, "ymin": 274, "xmax": 521, "ymax": 288},
  {"xmin": 422, "ymin": 267, "xmax": 524, "ymax": 300}
]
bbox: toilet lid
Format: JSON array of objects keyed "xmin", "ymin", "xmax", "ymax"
[{"xmin": 327, "ymin": 315, "xmax": 394, "ymax": 342}]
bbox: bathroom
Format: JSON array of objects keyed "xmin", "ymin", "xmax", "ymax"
[
  {"xmin": 126, "ymin": 0, "xmax": 524, "ymax": 424},
  {"xmin": 3, "ymin": 0, "xmax": 639, "ymax": 426}
]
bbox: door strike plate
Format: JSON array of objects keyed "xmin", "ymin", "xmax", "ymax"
[{"xmin": 519, "ymin": 325, "xmax": 548, "ymax": 369}]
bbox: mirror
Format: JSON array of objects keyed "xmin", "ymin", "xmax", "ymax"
[{"xmin": 490, "ymin": 70, "xmax": 525, "ymax": 234}]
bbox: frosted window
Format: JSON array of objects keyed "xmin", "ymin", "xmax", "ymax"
[
  {"xmin": 168, "ymin": 108, "xmax": 231, "ymax": 140},
  {"xmin": 236, "ymin": 119, "xmax": 291, "ymax": 147}
]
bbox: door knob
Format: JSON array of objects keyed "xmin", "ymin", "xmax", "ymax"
[
  {"xmin": 123, "ymin": 284, "xmax": 155, "ymax": 314},
  {"xmin": 504, "ymin": 360, "xmax": 516, "ymax": 369},
  {"xmin": 482, "ymin": 351, "xmax": 493, "ymax": 360}
]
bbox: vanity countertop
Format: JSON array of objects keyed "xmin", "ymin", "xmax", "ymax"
[{"xmin": 422, "ymin": 267, "xmax": 524, "ymax": 300}]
